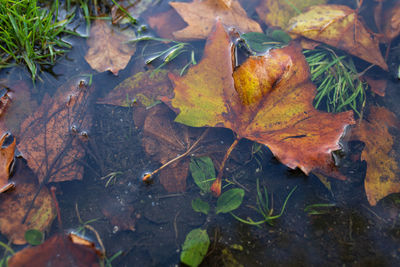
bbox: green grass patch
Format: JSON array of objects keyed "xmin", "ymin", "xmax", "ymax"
[
  {"xmin": 0, "ymin": 0, "xmax": 73, "ymax": 81},
  {"xmin": 304, "ymin": 47, "xmax": 368, "ymax": 117}
]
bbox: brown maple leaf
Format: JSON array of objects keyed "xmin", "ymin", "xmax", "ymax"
[
  {"xmin": 143, "ymin": 104, "xmax": 231, "ymax": 192},
  {"xmin": 8, "ymin": 233, "xmax": 101, "ymax": 267},
  {"xmin": 18, "ymin": 78, "xmax": 93, "ymax": 184},
  {"xmin": 163, "ymin": 22, "xmax": 355, "ymax": 196},
  {"xmin": 256, "ymin": 0, "xmax": 327, "ymax": 29},
  {"xmin": 147, "ymin": 9, "xmax": 187, "ymax": 40},
  {"xmin": 350, "ymin": 106, "xmax": 400, "ymax": 206},
  {"xmin": 287, "ymin": 4, "xmax": 388, "ymax": 70},
  {"xmin": 0, "ymin": 163, "xmax": 55, "ymax": 245},
  {"xmin": 85, "ymin": 20, "xmax": 136, "ymax": 75},
  {"xmin": 169, "ymin": 0, "xmax": 262, "ymax": 40}
]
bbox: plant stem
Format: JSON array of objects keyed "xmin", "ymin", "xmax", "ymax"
[{"xmin": 210, "ymin": 136, "xmax": 241, "ymax": 196}]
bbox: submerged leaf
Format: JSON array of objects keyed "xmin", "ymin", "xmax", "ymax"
[
  {"xmin": 143, "ymin": 105, "xmax": 230, "ymax": 192},
  {"xmin": 216, "ymin": 188, "xmax": 244, "ymax": 214},
  {"xmin": 97, "ymin": 70, "xmax": 173, "ymax": 108},
  {"xmin": 85, "ymin": 20, "xmax": 136, "ymax": 75},
  {"xmin": 18, "ymin": 78, "xmax": 93, "ymax": 184},
  {"xmin": 8, "ymin": 233, "xmax": 101, "ymax": 267},
  {"xmin": 191, "ymin": 198, "xmax": 210, "ymax": 215},
  {"xmin": 0, "ymin": 164, "xmax": 56, "ymax": 245},
  {"xmin": 180, "ymin": 228, "xmax": 210, "ymax": 267},
  {"xmin": 0, "ymin": 133, "xmax": 15, "ymax": 193},
  {"xmin": 24, "ymin": 229, "xmax": 44, "ymax": 246},
  {"xmin": 189, "ymin": 157, "xmax": 215, "ymax": 193},
  {"xmin": 350, "ymin": 106, "xmax": 400, "ymax": 206},
  {"xmin": 169, "ymin": 0, "xmax": 262, "ymax": 40},
  {"xmin": 164, "ymin": 22, "xmax": 354, "ymax": 187},
  {"xmin": 287, "ymin": 5, "xmax": 388, "ymax": 70},
  {"xmin": 381, "ymin": 1, "xmax": 400, "ymax": 41},
  {"xmin": 256, "ymin": 0, "xmax": 327, "ymax": 29}
]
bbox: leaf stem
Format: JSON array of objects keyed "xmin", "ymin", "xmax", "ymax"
[
  {"xmin": 142, "ymin": 128, "xmax": 210, "ymax": 182},
  {"xmin": 211, "ymin": 136, "xmax": 241, "ymax": 196}
]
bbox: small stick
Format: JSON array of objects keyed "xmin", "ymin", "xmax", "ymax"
[
  {"xmin": 210, "ymin": 137, "xmax": 241, "ymax": 196},
  {"xmin": 142, "ymin": 128, "xmax": 209, "ymax": 182}
]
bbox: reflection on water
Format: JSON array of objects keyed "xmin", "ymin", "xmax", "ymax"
[{"xmin": 0, "ymin": 0, "xmax": 400, "ymax": 266}]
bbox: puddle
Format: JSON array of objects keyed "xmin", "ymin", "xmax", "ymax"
[{"xmin": 0, "ymin": 0, "xmax": 400, "ymax": 266}]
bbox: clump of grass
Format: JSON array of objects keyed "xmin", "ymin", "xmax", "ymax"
[
  {"xmin": 304, "ymin": 47, "xmax": 368, "ymax": 118},
  {"xmin": 0, "ymin": 0, "xmax": 73, "ymax": 81},
  {"xmin": 130, "ymin": 36, "xmax": 197, "ymax": 76},
  {"xmin": 230, "ymin": 179, "xmax": 296, "ymax": 226}
]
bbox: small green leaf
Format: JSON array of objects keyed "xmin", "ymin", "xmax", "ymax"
[
  {"xmin": 24, "ymin": 229, "xmax": 44, "ymax": 246},
  {"xmin": 180, "ymin": 228, "xmax": 210, "ymax": 267},
  {"xmin": 270, "ymin": 30, "xmax": 291, "ymax": 44},
  {"xmin": 216, "ymin": 188, "xmax": 245, "ymax": 214},
  {"xmin": 189, "ymin": 157, "xmax": 215, "ymax": 193},
  {"xmin": 191, "ymin": 198, "xmax": 210, "ymax": 215}
]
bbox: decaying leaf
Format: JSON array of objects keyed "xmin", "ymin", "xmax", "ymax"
[
  {"xmin": 381, "ymin": 1, "xmax": 400, "ymax": 41},
  {"xmin": 164, "ymin": 22, "xmax": 355, "ymax": 194},
  {"xmin": 0, "ymin": 81, "xmax": 38, "ymax": 135},
  {"xmin": 147, "ymin": 9, "xmax": 187, "ymax": 40},
  {"xmin": 97, "ymin": 69, "xmax": 173, "ymax": 108},
  {"xmin": 0, "ymin": 133, "xmax": 15, "ymax": 193},
  {"xmin": 0, "ymin": 87, "xmax": 11, "ymax": 117},
  {"xmin": 362, "ymin": 76, "xmax": 387, "ymax": 97},
  {"xmin": 8, "ymin": 233, "xmax": 101, "ymax": 267},
  {"xmin": 143, "ymin": 105, "xmax": 230, "ymax": 192},
  {"xmin": 169, "ymin": 0, "xmax": 262, "ymax": 40},
  {"xmin": 350, "ymin": 106, "xmax": 400, "ymax": 206},
  {"xmin": 85, "ymin": 20, "xmax": 136, "ymax": 75},
  {"xmin": 256, "ymin": 0, "xmax": 327, "ymax": 29},
  {"xmin": 18, "ymin": 78, "xmax": 93, "ymax": 184},
  {"xmin": 287, "ymin": 5, "xmax": 388, "ymax": 70},
  {"xmin": 111, "ymin": 0, "xmax": 155, "ymax": 24},
  {"xmin": 0, "ymin": 164, "xmax": 56, "ymax": 245},
  {"xmin": 101, "ymin": 195, "xmax": 139, "ymax": 232}
]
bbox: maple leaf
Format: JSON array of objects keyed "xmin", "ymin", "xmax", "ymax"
[
  {"xmin": 97, "ymin": 70, "xmax": 173, "ymax": 108},
  {"xmin": 85, "ymin": 20, "xmax": 136, "ymax": 75},
  {"xmin": 8, "ymin": 233, "xmax": 101, "ymax": 267},
  {"xmin": 0, "ymin": 164, "xmax": 55, "ymax": 245},
  {"xmin": 0, "ymin": 132, "xmax": 15, "ymax": 193},
  {"xmin": 143, "ymin": 105, "xmax": 231, "ymax": 192},
  {"xmin": 256, "ymin": 0, "xmax": 327, "ymax": 29},
  {"xmin": 169, "ymin": 0, "xmax": 262, "ymax": 40},
  {"xmin": 18, "ymin": 78, "xmax": 93, "ymax": 184},
  {"xmin": 350, "ymin": 106, "xmax": 400, "ymax": 206},
  {"xmin": 286, "ymin": 5, "xmax": 388, "ymax": 70},
  {"xmin": 163, "ymin": 22, "xmax": 355, "ymax": 196}
]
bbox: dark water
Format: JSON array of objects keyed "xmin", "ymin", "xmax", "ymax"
[{"xmin": 1, "ymin": 0, "xmax": 400, "ymax": 266}]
